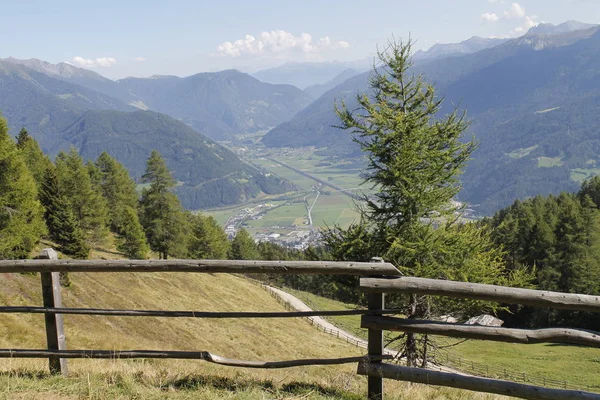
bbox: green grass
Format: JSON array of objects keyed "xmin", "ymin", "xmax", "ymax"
[
  {"xmin": 283, "ymin": 287, "xmax": 600, "ymax": 392},
  {"xmin": 311, "ymin": 194, "xmax": 360, "ymax": 228},
  {"xmin": 571, "ymin": 168, "xmax": 600, "ymax": 183},
  {"xmin": 537, "ymin": 157, "xmax": 564, "ymax": 168},
  {"xmin": 246, "ymin": 202, "xmax": 308, "ymax": 229}
]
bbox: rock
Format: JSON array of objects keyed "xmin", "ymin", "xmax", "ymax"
[
  {"xmin": 439, "ymin": 315, "xmax": 458, "ymax": 323},
  {"xmin": 465, "ymin": 314, "xmax": 504, "ymax": 327}
]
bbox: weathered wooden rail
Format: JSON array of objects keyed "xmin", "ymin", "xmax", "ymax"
[{"xmin": 359, "ymin": 276, "xmax": 600, "ymax": 400}]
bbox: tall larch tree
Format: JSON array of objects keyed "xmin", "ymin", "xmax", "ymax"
[
  {"xmin": 0, "ymin": 117, "xmax": 46, "ymax": 259},
  {"xmin": 326, "ymin": 39, "xmax": 532, "ymax": 366},
  {"xmin": 139, "ymin": 150, "xmax": 188, "ymax": 259}
]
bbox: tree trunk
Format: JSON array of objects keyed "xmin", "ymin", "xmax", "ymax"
[{"xmin": 406, "ymin": 294, "xmax": 418, "ymax": 367}]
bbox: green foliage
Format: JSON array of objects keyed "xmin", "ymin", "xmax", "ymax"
[
  {"xmin": 55, "ymin": 147, "xmax": 109, "ymax": 245},
  {"xmin": 0, "ymin": 117, "xmax": 46, "ymax": 259},
  {"xmin": 487, "ymin": 186, "xmax": 600, "ymax": 330},
  {"xmin": 323, "ymin": 40, "xmax": 532, "ymax": 366},
  {"xmin": 187, "ymin": 214, "xmax": 230, "ymax": 259},
  {"xmin": 39, "ymin": 167, "xmax": 89, "ymax": 259},
  {"xmin": 139, "ymin": 151, "xmax": 189, "ymax": 259},
  {"xmin": 15, "ymin": 127, "xmax": 53, "ymax": 188},
  {"xmin": 116, "ymin": 207, "xmax": 149, "ymax": 259},
  {"xmin": 228, "ymin": 228, "xmax": 259, "ymax": 260}
]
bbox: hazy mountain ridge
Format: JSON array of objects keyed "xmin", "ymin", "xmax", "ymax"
[
  {"xmin": 0, "ymin": 60, "xmax": 292, "ymax": 209},
  {"xmin": 262, "ymin": 23, "xmax": 600, "ymax": 214}
]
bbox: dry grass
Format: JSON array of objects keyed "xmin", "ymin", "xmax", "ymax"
[{"xmin": 0, "ymin": 249, "xmax": 506, "ymax": 399}]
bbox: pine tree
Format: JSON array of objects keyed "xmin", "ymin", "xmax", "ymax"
[
  {"xmin": 55, "ymin": 148, "xmax": 109, "ymax": 245},
  {"xmin": 39, "ymin": 167, "xmax": 89, "ymax": 259},
  {"xmin": 228, "ymin": 228, "xmax": 259, "ymax": 260},
  {"xmin": 0, "ymin": 117, "xmax": 46, "ymax": 259},
  {"xmin": 94, "ymin": 152, "xmax": 149, "ymax": 258},
  {"xmin": 326, "ymin": 39, "xmax": 532, "ymax": 366},
  {"xmin": 188, "ymin": 214, "xmax": 230, "ymax": 259},
  {"xmin": 139, "ymin": 150, "xmax": 188, "ymax": 259},
  {"xmin": 117, "ymin": 207, "xmax": 149, "ymax": 259},
  {"xmin": 15, "ymin": 127, "xmax": 53, "ymax": 188}
]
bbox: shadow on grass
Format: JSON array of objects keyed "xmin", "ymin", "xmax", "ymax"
[
  {"xmin": 0, "ymin": 370, "xmax": 50, "ymax": 379},
  {"xmin": 167, "ymin": 374, "xmax": 362, "ymax": 399}
]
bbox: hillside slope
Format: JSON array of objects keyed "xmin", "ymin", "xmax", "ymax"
[{"xmin": 44, "ymin": 110, "xmax": 293, "ymax": 209}]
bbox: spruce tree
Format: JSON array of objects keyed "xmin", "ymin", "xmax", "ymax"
[
  {"xmin": 15, "ymin": 127, "xmax": 53, "ymax": 188},
  {"xmin": 188, "ymin": 214, "xmax": 230, "ymax": 259},
  {"xmin": 0, "ymin": 117, "xmax": 46, "ymax": 259},
  {"xmin": 55, "ymin": 148, "xmax": 109, "ymax": 245},
  {"xmin": 117, "ymin": 207, "xmax": 150, "ymax": 259},
  {"xmin": 139, "ymin": 150, "xmax": 188, "ymax": 259},
  {"xmin": 39, "ymin": 167, "xmax": 89, "ymax": 259},
  {"xmin": 327, "ymin": 39, "xmax": 532, "ymax": 366},
  {"xmin": 228, "ymin": 228, "xmax": 259, "ymax": 260}
]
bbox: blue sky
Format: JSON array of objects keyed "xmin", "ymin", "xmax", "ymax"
[{"xmin": 1, "ymin": 0, "xmax": 598, "ymax": 79}]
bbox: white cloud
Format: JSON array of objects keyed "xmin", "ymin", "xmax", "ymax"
[
  {"xmin": 481, "ymin": 12, "xmax": 499, "ymax": 22},
  {"xmin": 217, "ymin": 30, "xmax": 350, "ymax": 57},
  {"xmin": 71, "ymin": 56, "xmax": 116, "ymax": 68},
  {"xmin": 504, "ymin": 2, "xmax": 526, "ymax": 19},
  {"xmin": 511, "ymin": 15, "xmax": 539, "ymax": 35},
  {"xmin": 134, "ymin": 57, "xmax": 146, "ymax": 62}
]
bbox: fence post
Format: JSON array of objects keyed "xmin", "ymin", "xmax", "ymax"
[
  {"xmin": 367, "ymin": 257, "xmax": 386, "ymax": 400},
  {"xmin": 39, "ymin": 248, "xmax": 68, "ymax": 376}
]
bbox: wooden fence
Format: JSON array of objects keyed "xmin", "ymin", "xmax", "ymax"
[
  {"xmin": 0, "ymin": 250, "xmax": 400, "ymax": 384},
  {"xmin": 359, "ymin": 276, "xmax": 600, "ymax": 400},
  {"xmin": 2, "ymin": 250, "xmax": 600, "ymax": 399}
]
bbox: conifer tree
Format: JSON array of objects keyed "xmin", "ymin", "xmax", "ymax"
[
  {"xmin": 94, "ymin": 152, "xmax": 149, "ymax": 258},
  {"xmin": 39, "ymin": 167, "xmax": 89, "ymax": 259},
  {"xmin": 139, "ymin": 150, "xmax": 188, "ymax": 259},
  {"xmin": 188, "ymin": 214, "xmax": 230, "ymax": 259},
  {"xmin": 55, "ymin": 148, "xmax": 109, "ymax": 245},
  {"xmin": 228, "ymin": 228, "xmax": 259, "ymax": 260},
  {"xmin": 326, "ymin": 39, "xmax": 532, "ymax": 366},
  {"xmin": 15, "ymin": 127, "xmax": 53, "ymax": 188},
  {"xmin": 117, "ymin": 207, "xmax": 149, "ymax": 259},
  {"xmin": 0, "ymin": 117, "xmax": 46, "ymax": 259}
]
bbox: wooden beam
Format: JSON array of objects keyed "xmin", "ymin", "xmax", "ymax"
[
  {"xmin": 0, "ymin": 259, "xmax": 400, "ymax": 276},
  {"xmin": 357, "ymin": 362, "xmax": 600, "ymax": 400},
  {"xmin": 360, "ymin": 277, "xmax": 600, "ymax": 312},
  {"xmin": 0, "ymin": 306, "xmax": 404, "ymax": 318},
  {"xmin": 362, "ymin": 316, "xmax": 600, "ymax": 348},
  {"xmin": 0, "ymin": 349, "xmax": 391, "ymax": 368},
  {"xmin": 39, "ymin": 249, "xmax": 68, "ymax": 376}
]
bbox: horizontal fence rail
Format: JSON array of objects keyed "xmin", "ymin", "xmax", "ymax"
[
  {"xmin": 0, "ymin": 349, "xmax": 391, "ymax": 368},
  {"xmin": 362, "ymin": 316, "xmax": 600, "ymax": 348},
  {"xmin": 0, "ymin": 306, "xmax": 404, "ymax": 319},
  {"xmin": 0, "ymin": 259, "xmax": 401, "ymax": 275},
  {"xmin": 360, "ymin": 276, "xmax": 600, "ymax": 312},
  {"xmin": 357, "ymin": 362, "xmax": 600, "ymax": 400}
]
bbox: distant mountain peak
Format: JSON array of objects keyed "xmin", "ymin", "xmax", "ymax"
[
  {"xmin": 525, "ymin": 20, "xmax": 598, "ymax": 36},
  {"xmin": 413, "ymin": 36, "xmax": 509, "ymax": 62},
  {"xmin": 1, "ymin": 57, "xmax": 111, "ymax": 81}
]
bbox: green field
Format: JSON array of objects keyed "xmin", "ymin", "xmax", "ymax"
[
  {"xmin": 286, "ymin": 288, "xmax": 600, "ymax": 391},
  {"xmin": 537, "ymin": 156, "xmax": 564, "ymax": 168},
  {"xmin": 246, "ymin": 202, "xmax": 308, "ymax": 229},
  {"xmin": 571, "ymin": 168, "xmax": 600, "ymax": 183},
  {"xmin": 311, "ymin": 194, "xmax": 360, "ymax": 228}
]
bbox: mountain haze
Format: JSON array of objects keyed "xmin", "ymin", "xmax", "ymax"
[{"xmin": 262, "ymin": 23, "xmax": 600, "ymax": 214}]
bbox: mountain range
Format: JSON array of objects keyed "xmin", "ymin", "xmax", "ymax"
[
  {"xmin": 261, "ymin": 22, "xmax": 600, "ymax": 214},
  {"xmin": 0, "ymin": 59, "xmax": 295, "ymax": 209}
]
